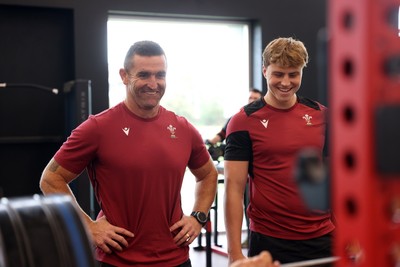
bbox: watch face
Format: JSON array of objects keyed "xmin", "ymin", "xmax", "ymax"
[{"xmin": 198, "ymin": 212, "xmax": 207, "ymax": 222}]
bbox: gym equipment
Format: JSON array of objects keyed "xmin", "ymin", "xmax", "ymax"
[
  {"xmin": 0, "ymin": 194, "xmax": 96, "ymax": 267},
  {"xmin": 0, "ymin": 80, "xmax": 96, "ymax": 220},
  {"xmin": 295, "ymin": 148, "xmax": 330, "ymax": 212},
  {"xmin": 330, "ymin": 0, "xmax": 400, "ymax": 266},
  {"xmin": 281, "ymin": 256, "xmax": 339, "ymax": 267}
]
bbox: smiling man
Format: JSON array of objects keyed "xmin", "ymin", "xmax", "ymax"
[
  {"xmin": 40, "ymin": 40, "xmax": 217, "ymax": 267},
  {"xmin": 223, "ymin": 37, "xmax": 335, "ymax": 265}
]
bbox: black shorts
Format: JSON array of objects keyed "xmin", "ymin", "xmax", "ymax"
[
  {"xmin": 97, "ymin": 258, "xmax": 191, "ymax": 267},
  {"xmin": 248, "ymin": 231, "xmax": 333, "ymax": 265}
]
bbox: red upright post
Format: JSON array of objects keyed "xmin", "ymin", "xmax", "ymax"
[{"xmin": 330, "ymin": 0, "xmax": 400, "ymax": 266}]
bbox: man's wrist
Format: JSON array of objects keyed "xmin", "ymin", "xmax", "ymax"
[{"xmin": 190, "ymin": 211, "xmax": 208, "ymax": 226}]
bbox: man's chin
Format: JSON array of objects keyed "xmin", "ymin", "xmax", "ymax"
[{"xmin": 142, "ymin": 102, "xmax": 160, "ymax": 110}]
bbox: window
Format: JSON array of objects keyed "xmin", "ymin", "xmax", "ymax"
[{"xmin": 107, "ymin": 15, "xmax": 251, "ymax": 138}]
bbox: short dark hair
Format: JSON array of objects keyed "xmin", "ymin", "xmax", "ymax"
[
  {"xmin": 249, "ymin": 88, "xmax": 262, "ymax": 94},
  {"xmin": 124, "ymin": 40, "xmax": 166, "ymax": 70}
]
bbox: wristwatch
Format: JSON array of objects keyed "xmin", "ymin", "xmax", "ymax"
[{"xmin": 190, "ymin": 211, "xmax": 208, "ymax": 226}]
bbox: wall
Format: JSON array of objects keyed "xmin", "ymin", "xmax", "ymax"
[
  {"xmin": 1, "ymin": 0, "xmax": 327, "ymax": 112},
  {"xmin": 0, "ymin": 5, "xmax": 74, "ymax": 197}
]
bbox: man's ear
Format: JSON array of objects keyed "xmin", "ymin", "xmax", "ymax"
[
  {"xmin": 262, "ymin": 65, "xmax": 268, "ymax": 78},
  {"xmin": 119, "ymin": 68, "xmax": 128, "ymax": 85}
]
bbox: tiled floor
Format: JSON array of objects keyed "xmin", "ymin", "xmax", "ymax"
[
  {"xmin": 189, "ymin": 236, "xmax": 229, "ymax": 267},
  {"xmin": 189, "ymin": 231, "xmax": 248, "ymax": 267}
]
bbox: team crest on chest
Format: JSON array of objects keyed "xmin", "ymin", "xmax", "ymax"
[
  {"xmin": 302, "ymin": 114, "xmax": 313, "ymax": 125},
  {"xmin": 167, "ymin": 124, "xmax": 177, "ymax": 138}
]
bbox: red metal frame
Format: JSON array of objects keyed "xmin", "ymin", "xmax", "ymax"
[{"xmin": 330, "ymin": 0, "xmax": 400, "ymax": 266}]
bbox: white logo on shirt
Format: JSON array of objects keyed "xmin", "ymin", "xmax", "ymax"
[
  {"xmin": 122, "ymin": 127, "xmax": 130, "ymax": 136},
  {"xmin": 260, "ymin": 119, "xmax": 269, "ymax": 128},
  {"xmin": 167, "ymin": 124, "xmax": 177, "ymax": 138},
  {"xmin": 302, "ymin": 114, "xmax": 313, "ymax": 125}
]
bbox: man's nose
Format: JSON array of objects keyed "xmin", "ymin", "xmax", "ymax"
[
  {"xmin": 281, "ymin": 75, "xmax": 291, "ymax": 86},
  {"xmin": 147, "ymin": 75, "xmax": 158, "ymax": 89}
]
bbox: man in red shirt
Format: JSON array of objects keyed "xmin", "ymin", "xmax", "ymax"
[
  {"xmin": 40, "ymin": 40, "xmax": 217, "ymax": 267},
  {"xmin": 224, "ymin": 37, "xmax": 335, "ymax": 265}
]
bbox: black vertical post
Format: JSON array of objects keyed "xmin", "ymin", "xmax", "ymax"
[{"xmin": 64, "ymin": 79, "xmax": 97, "ymax": 219}]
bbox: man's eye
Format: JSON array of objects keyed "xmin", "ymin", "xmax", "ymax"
[
  {"xmin": 138, "ymin": 73, "xmax": 150, "ymax": 78},
  {"xmin": 156, "ymin": 73, "xmax": 166, "ymax": 79}
]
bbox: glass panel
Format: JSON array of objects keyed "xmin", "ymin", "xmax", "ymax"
[{"xmin": 107, "ymin": 15, "xmax": 250, "ymax": 138}]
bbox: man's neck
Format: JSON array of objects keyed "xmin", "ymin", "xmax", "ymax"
[
  {"xmin": 124, "ymin": 99, "xmax": 160, "ymax": 119},
  {"xmin": 264, "ymin": 94, "xmax": 297, "ymax": 109}
]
